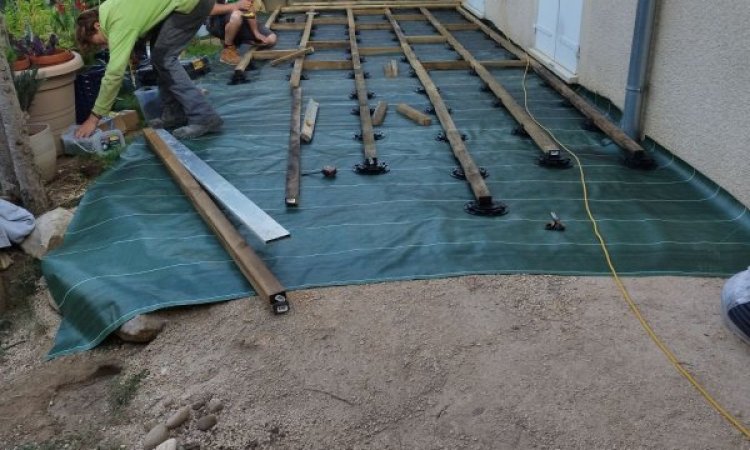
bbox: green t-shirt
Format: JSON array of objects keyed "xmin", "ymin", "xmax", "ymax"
[{"xmin": 92, "ymin": 0, "xmax": 201, "ymax": 116}]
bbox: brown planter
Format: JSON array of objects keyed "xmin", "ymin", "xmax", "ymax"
[
  {"xmin": 30, "ymin": 49, "xmax": 74, "ymax": 67},
  {"xmin": 13, "ymin": 55, "xmax": 31, "ymax": 71}
]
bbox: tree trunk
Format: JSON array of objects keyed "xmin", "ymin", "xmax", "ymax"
[{"xmin": 0, "ymin": 14, "xmax": 49, "ymax": 214}]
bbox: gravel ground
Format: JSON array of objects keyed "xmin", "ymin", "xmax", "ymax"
[{"xmin": 1, "ymin": 274, "xmax": 749, "ymax": 449}]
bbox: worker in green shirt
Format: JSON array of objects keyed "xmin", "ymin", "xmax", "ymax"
[{"xmin": 75, "ymin": 0, "xmax": 222, "ymax": 140}]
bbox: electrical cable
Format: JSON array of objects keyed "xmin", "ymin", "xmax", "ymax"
[{"xmin": 520, "ymin": 61, "xmax": 750, "ymax": 439}]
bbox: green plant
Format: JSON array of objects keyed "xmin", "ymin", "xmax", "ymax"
[
  {"xmin": 108, "ymin": 369, "xmax": 149, "ymax": 415},
  {"xmin": 3, "ymin": 0, "xmax": 56, "ymax": 41},
  {"xmin": 6, "ymin": 46, "xmax": 18, "ymax": 63},
  {"xmin": 12, "ymin": 67, "xmax": 42, "ymax": 112},
  {"xmin": 183, "ymin": 37, "xmax": 221, "ymax": 58}
]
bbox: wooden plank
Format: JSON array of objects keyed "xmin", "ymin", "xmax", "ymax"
[
  {"xmin": 265, "ymin": 7, "xmax": 281, "ymax": 27},
  {"xmin": 253, "ymin": 49, "xmax": 299, "ymax": 59},
  {"xmin": 456, "ymin": 6, "xmax": 646, "ymax": 155},
  {"xmin": 391, "ymin": 14, "xmax": 426, "ymax": 21},
  {"xmin": 234, "ymin": 49, "xmax": 256, "ymax": 73},
  {"xmin": 384, "ymin": 59, "xmax": 399, "ymax": 77},
  {"xmin": 301, "ymin": 98, "xmax": 319, "ymax": 143},
  {"xmin": 309, "ymin": 39, "xmax": 349, "ymax": 49},
  {"xmin": 303, "ymin": 59, "xmax": 353, "ymax": 70},
  {"xmin": 271, "ymin": 46, "xmax": 314, "ymax": 66},
  {"xmin": 421, "ymin": 59, "xmax": 528, "ymax": 70},
  {"xmin": 371, "ymin": 101, "xmax": 388, "ymax": 126},
  {"xmin": 347, "ymin": 7, "xmax": 378, "ymax": 163},
  {"xmin": 270, "ymin": 23, "xmax": 307, "ymax": 30},
  {"xmin": 283, "ymin": 3, "xmax": 458, "ymax": 12},
  {"xmin": 406, "ymin": 35, "xmax": 447, "ymax": 44},
  {"xmin": 286, "ymin": 87, "xmax": 303, "ymax": 206},
  {"xmin": 397, "ymin": 103, "xmax": 432, "ymax": 126},
  {"xmin": 290, "ymin": 12, "xmax": 315, "ymax": 88},
  {"xmin": 153, "ymin": 129, "xmax": 289, "ymax": 243},
  {"xmin": 143, "ymin": 128, "xmax": 287, "ymax": 309},
  {"xmin": 385, "ymin": 8, "xmax": 492, "ymax": 204},
  {"xmin": 352, "ymin": 8, "xmax": 386, "ymax": 15},
  {"xmin": 357, "ymin": 22, "xmax": 392, "ymax": 30},
  {"xmin": 444, "ymin": 22, "xmax": 479, "ymax": 31},
  {"xmin": 313, "ymin": 16, "xmax": 348, "ymax": 25},
  {"xmin": 421, "ymin": 8, "xmax": 560, "ymax": 154},
  {"xmin": 359, "ymin": 46, "xmax": 402, "ymax": 56}
]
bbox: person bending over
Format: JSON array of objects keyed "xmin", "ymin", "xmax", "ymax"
[
  {"xmin": 75, "ymin": 0, "xmax": 223, "ymax": 140},
  {"xmin": 208, "ymin": 0, "xmax": 277, "ymax": 65}
]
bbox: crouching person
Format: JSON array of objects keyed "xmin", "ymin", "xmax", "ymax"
[
  {"xmin": 208, "ymin": 0, "xmax": 278, "ymax": 65},
  {"xmin": 75, "ymin": 0, "xmax": 223, "ymax": 140}
]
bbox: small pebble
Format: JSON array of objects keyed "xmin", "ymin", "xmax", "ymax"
[
  {"xmin": 166, "ymin": 406, "xmax": 190, "ymax": 429},
  {"xmin": 196, "ymin": 414, "xmax": 218, "ymax": 431},
  {"xmin": 155, "ymin": 438, "xmax": 177, "ymax": 450},
  {"xmin": 143, "ymin": 424, "xmax": 169, "ymax": 450},
  {"xmin": 207, "ymin": 398, "xmax": 224, "ymax": 413}
]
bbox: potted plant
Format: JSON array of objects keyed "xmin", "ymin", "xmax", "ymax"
[
  {"xmin": 6, "ymin": 46, "xmax": 30, "ymax": 71},
  {"xmin": 12, "ymin": 67, "xmax": 57, "ymax": 182},
  {"xmin": 5, "ymin": 0, "xmax": 84, "ymax": 154}
]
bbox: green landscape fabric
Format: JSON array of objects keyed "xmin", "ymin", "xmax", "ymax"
[{"xmin": 43, "ymin": 10, "xmax": 750, "ymax": 357}]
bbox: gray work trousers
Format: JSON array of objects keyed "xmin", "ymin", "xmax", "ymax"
[{"xmin": 152, "ymin": 0, "xmax": 218, "ymax": 125}]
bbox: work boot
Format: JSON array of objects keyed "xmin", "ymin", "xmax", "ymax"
[
  {"xmin": 148, "ymin": 116, "xmax": 187, "ymax": 130},
  {"xmin": 172, "ymin": 116, "xmax": 223, "ymax": 140},
  {"xmin": 220, "ymin": 46, "xmax": 240, "ymax": 65}
]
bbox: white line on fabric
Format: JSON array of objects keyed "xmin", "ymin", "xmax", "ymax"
[
  {"xmin": 66, "ymin": 213, "xmax": 194, "ymax": 235},
  {"xmin": 58, "ymin": 259, "xmax": 237, "ymax": 309},
  {"xmin": 51, "ymin": 234, "xmax": 216, "ymax": 258},
  {"xmin": 79, "ymin": 194, "xmax": 184, "ymax": 208}
]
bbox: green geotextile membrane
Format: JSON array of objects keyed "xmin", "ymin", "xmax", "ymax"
[{"xmin": 44, "ymin": 9, "xmax": 750, "ymax": 357}]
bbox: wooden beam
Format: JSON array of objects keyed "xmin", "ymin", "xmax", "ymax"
[
  {"xmin": 271, "ymin": 47, "xmax": 314, "ymax": 66},
  {"xmin": 359, "ymin": 46, "xmax": 402, "ymax": 56},
  {"xmin": 421, "ymin": 59, "xmax": 528, "ymax": 70},
  {"xmin": 421, "ymin": 8, "xmax": 560, "ymax": 155},
  {"xmin": 356, "ymin": 22, "xmax": 392, "ymax": 30},
  {"xmin": 301, "ymin": 98, "xmax": 319, "ymax": 143},
  {"xmin": 290, "ymin": 12, "xmax": 315, "ymax": 88},
  {"xmin": 313, "ymin": 16, "xmax": 348, "ymax": 25},
  {"xmin": 352, "ymin": 8, "xmax": 386, "ymax": 15},
  {"xmin": 308, "ymin": 39, "xmax": 349, "ymax": 49},
  {"xmin": 233, "ymin": 4, "xmax": 278, "ymax": 74},
  {"xmin": 457, "ymin": 6, "xmax": 646, "ymax": 156},
  {"xmin": 371, "ymin": 101, "xmax": 388, "ymax": 126},
  {"xmin": 270, "ymin": 22, "xmax": 307, "ymax": 30},
  {"xmin": 406, "ymin": 35, "xmax": 447, "ymax": 44},
  {"xmin": 253, "ymin": 49, "xmax": 300, "ymax": 59},
  {"xmin": 283, "ymin": 3, "xmax": 458, "ymax": 12},
  {"xmin": 397, "ymin": 103, "xmax": 432, "ymax": 126},
  {"xmin": 303, "ymin": 59, "xmax": 353, "ymax": 70},
  {"xmin": 444, "ymin": 22, "xmax": 479, "ymax": 31},
  {"xmin": 347, "ymin": 7, "xmax": 378, "ymax": 164},
  {"xmin": 385, "ymin": 8, "xmax": 493, "ymax": 204},
  {"xmin": 143, "ymin": 128, "xmax": 288, "ymax": 312},
  {"xmin": 391, "ymin": 14, "xmax": 426, "ymax": 21},
  {"xmin": 286, "ymin": 87, "xmax": 303, "ymax": 206},
  {"xmin": 265, "ymin": 7, "xmax": 281, "ymax": 28},
  {"xmin": 384, "ymin": 59, "xmax": 399, "ymax": 77}
]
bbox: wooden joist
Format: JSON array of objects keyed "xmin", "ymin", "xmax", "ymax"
[
  {"xmin": 385, "ymin": 8, "xmax": 493, "ymax": 205},
  {"xmin": 271, "ymin": 47, "xmax": 314, "ymax": 66},
  {"xmin": 421, "ymin": 59, "xmax": 527, "ymax": 70},
  {"xmin": 290, "ymin": 12, "xmax": 316, "ymax": 88},
  {"xmin": 347, "ymin": 7, "xmax": 379, "ymax": 164},
  {"xmin": 356, "ymin": 22, "xmax": 393, "ymax": 30},
  {"xmin": 397, "ymin": 103, "xmax": 432, "ymax": 126},
  {"xmin": 283, "ymin": 2, "xmax": 458, "ymax": 13},
  {"xmin": 456, "ymin": 6, "xmax": 647, "ymax": 156},
  {"xmin": 359, "ymin": 46, "xmax": 402, "ymax": 56},
  {"xmin": 143, "ymin": 128, "xmax": 288, "ymax": 313},
  {"xmin": 444, "ymin": 23, "xmax": 479, "ymax": 31},
  {"xmin": 308, "ymin": 39, "xmax": 349, "ymax": 49},
  {"xmin": 391, "ymin": 13, "xmax": 426, "ymax": 21},
  {"xmin": 421, "ymin": 8, "xmax": 560, "ymax": 155},
  {"xmin": 406, "ymin": 35, "xmax": 447, "ymax": 44},
  {"xmin": 384, "ymin": 59, "xmax": 399, "ymax": 77},
  {"xmin": 303, "ymin": 60, "xmax": 353, "ymax": 70},
  {"xmin": 301, "ymin": 99, "xmax": 319, "ymax": 143},
  {"xmin": 372, "ymin": 101, "xmax": 388, "ymax": 126},
  {"xmin": 286, "ymin": 87, "xmax": 303, "ymax": 206}
]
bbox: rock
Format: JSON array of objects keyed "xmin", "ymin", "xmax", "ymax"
[
  {"xmin": 20, "ymin": 207, "xmax": 74, "ymax": 259},
  {"xmin": 165, "ymin": 406, "xmax": 190, "ymax": 429},
  {"xmin": 155, "ymin": 438, "xmax": 178, "ymax": 450},
  {"xmin": 195, "ymin": 414, "xmax": 218, "ymax": 431},
  {"xmin": 183, "ymin": 442, "xmax": 201, "ymax": 450},
  {"xmin": 143, "ymin": 424, "xmax": 169, "ymax": 450},
  {"xmin": 207, "ymin": 398, "xmax": 224, "ymax": 413},
  {"xmin": 115, "ymin": 314, "xmax": 165, "ymax": 343},
  {"xmin": 0, "ymin": 251, "xmax": 12, "ymax": 270}
]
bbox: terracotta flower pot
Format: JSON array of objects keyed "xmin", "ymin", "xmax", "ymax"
[
  {"xmin": 13, "ymin": 55, "xmax": 31, "ymax": 71},
  {"xmin": 30, "ymin": 49, "xmax": 74, "ymax": 67}
]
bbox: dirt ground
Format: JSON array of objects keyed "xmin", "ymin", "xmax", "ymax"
[{"xmin": 1, "ymin": 157, "xmax": 750, "ymax": 449}]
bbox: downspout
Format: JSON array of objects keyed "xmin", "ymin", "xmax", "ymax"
[{"xmin": 621, "ymin": 0, "xmax": 657, "ymax": 140}]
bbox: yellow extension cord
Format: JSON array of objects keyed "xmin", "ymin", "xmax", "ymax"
[{"xmin": 520, "ymin": 62, "xmax": 750, "ymax": 439}]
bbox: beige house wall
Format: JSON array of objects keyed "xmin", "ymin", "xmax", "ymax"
[{"xmin": 479, "ymin": 0, "xmax": 750, "ymax": 207}]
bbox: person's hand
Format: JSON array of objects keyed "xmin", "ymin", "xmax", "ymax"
[
  {"xmin": 75, "ymin": 115, "xmax": 99, "ymax": 139},
  {"xmin": 235, "ymin": 0, "xmax": 253, "ymax": 11}
]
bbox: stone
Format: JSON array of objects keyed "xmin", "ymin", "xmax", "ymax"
[
  {"xmin": 155, "ymin": 438, "xmax": 178, "ymax": 450},
  {"xmin": 207, "ymin": 398, "xmax": 224, "ymax": 413},
  {"xmin": 0, "ymin": 252, "xmax": 12, "ymax": 270},
  {"xmin": 115, "ymin": 314, "xmax": 166, "ymax": 343},
  {"xmin": 143, "ymin": 424, "xmax": 169, "ymax": 450},
  {"xmin": 183, "ymin": 442, "xmax": 201, "ymax": 450},
  {"xmin": 20, "ymin": 207, "xmax": 74, "ymax": 259},
  {"xmin": 165, "ymin": 406, "xmax": 190, "ymax": 429},
  {"xmin": 195, "ymin": 414, "xmax": 218, "ymax": 431}
]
